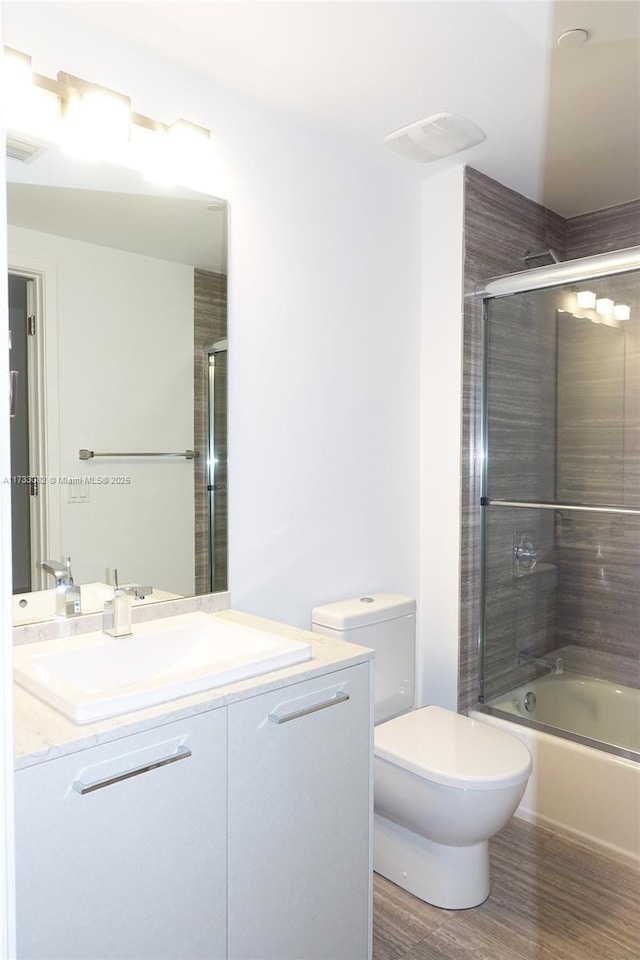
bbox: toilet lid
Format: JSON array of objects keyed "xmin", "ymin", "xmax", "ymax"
[{"xmin": 374, "ymin": 706, "xmax": 532, "ymax": 790}]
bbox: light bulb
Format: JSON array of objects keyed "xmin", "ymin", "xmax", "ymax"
[
  {"xmin": 575, "ymin": 290, "xmax": 596, "ymax": 309},
  {"xmin": 4, "ymin": 49, "xmax": 60, "ymax": 142},
  {"xmin": 595, "ymin": 298, "xmax": 614, "ymax": 317},
  {"xmin": 61, "ymin": 84, "xmax": 131, "ymax": 161},
  {"xmin": 613, "ymin": 304, "xmax": 631, "ymax": 321}
]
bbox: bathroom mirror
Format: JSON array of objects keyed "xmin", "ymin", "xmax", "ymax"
[{"xmin": 7, "ymin": 146, "xmax": 228, "ymax": 624}]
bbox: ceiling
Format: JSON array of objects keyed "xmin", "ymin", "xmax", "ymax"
[
  {"xmin": 7, "ymin": 180, "xmax": 228, "ymax": 272},
  {"xmin": 6, "ymin": 147, "xmax": 228, "ymax": 271},
  {"xmin": 4, "ymin": 1, "xmax": 640, "ymax": 218}
]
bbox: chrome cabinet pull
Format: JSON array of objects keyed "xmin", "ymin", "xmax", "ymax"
[
  {"xmin": 72, "ymin": 745, "xmax": 192, "ymax": 794},
  {"xmin": 269, "ymin": 692, "xmax": 350, "ymax": 725}
]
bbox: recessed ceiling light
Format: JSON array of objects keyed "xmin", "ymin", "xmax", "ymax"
[{"xmin": 557, "ymin": 28, "xmax": 590, "ymax": 48}]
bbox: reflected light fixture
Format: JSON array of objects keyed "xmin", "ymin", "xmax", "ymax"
[
  {"xmin": 574, "ymin": 288, "xmax": 632, "ymax": 323},
  {"xmin": 575, "ymin": 290, "xmax": 596, "ymax": 309},
  {"xmin": 595, "ymin": 297, "xmax": 614, "ymax": 317},
  {"xmin": 613, "ymin": 304, "xmax": 631, "ymax": 321}
]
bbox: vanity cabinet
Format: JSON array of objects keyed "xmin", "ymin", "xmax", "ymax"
[
  {"xmin": 14, "ymin": 709, "xmax": 228, "ymax": 960},
  {"xmin": 15, "ymin": 660, "xmax": 372, "ymax": 960},
  {"xmin": 227, "ymin": 662, "xmax": 372, "ymax": 960}
]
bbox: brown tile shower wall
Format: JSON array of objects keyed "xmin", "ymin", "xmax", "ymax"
[
  {"xmin": 481, "ymin": 289, "xmax": 560, "ymax": 701},
  {"xmin": 194, "ymin": 268, "xmax": 228, "ymax": 595},
  {"xmin": 565, "ymin": 200, "xmax": 640, "ymax": 259},
  {"xmin": 459, "ymin": 168, "xmax": 640, "ymax": 711},
  {"xmin": 553, "ymin": 270, "xmax": 640, "ymax": 683}
]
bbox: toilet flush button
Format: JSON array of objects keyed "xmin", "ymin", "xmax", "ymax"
[{"xmin": 359, "ymin": 597, "xmax": 375, "ymax": 603}]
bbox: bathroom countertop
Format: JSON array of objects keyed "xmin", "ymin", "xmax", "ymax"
[{"xmin": 14, "ymin": 608, "xmax": 374, "ymax": 770}]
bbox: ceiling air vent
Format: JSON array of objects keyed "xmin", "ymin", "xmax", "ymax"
[
  {"xmin": 385, "ymin": 112, "xmax": 485, "ymax": 163},
  {"xmin": 6, "ymin": 134, "xmax": 47, "ymax": 163}
]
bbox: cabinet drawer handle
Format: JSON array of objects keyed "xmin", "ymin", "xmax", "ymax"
[
  {"xmin": 269, "ymin": 692, "xmax": 350, "ymax": 725},
  {"xmin": 72, "ymin": 745, "xmax": 192, "ymax": 794}
]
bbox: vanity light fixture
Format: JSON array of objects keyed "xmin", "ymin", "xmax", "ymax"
[
  {"xmin": 3, "ymin": 47, "xmax": 60, "ymax": 144},
  {"xmin": 58, "ymin": 72, "xmax": 132, "ymax": 161},
  {"xmin": 3, "ymin": 46, "xmax": 212, "ymax": 184},
  {"xmin": 139, "ymin": 118, "xmax": 213, "ymax": 186}
]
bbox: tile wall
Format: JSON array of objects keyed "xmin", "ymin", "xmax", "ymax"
[
  {"xmin": 459, "ymin": 168, "xmax": 640, "ymax": 712},
  {"xmin": 193, "ymin": 268, "xmax": 228, "ymax": 595}
]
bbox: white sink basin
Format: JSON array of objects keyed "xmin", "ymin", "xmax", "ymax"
[
  {"xmin": 13, "ymin": 612, "xmax": 312, "ymax": 724},
  {"xmin": 13, "ymin": 582, "xmax": 182, "ymax": 625}
]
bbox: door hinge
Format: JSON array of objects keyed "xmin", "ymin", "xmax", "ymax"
[
  {"xmin": 29, "ymin": 478, "xmax": 39, "ymax": 497},
  {"xmin": 27, "ymin": 315, "xmax": 36, "ymax": 336}
]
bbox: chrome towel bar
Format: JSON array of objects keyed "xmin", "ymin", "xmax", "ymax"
[{"xmin": 79, "ymin": 448, "xmax": 197, "ymax": 460}]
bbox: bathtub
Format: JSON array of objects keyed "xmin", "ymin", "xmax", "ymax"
[{"xmin": 470, "ymin": 672, "xmax": 640, "ymax": 865}]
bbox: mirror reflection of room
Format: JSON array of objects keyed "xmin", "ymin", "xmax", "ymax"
[{"xmin": 6, "ymin": 57, "xmax": 228, "ymax": 626}]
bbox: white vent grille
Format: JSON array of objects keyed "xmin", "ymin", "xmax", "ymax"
[
  {"xmin": 6, "ymin": 135, "xmax": 46, "ymax": 163},
  {"xmin": 385, "ymin": 112, "xmax": 485, "ymax": 163}
]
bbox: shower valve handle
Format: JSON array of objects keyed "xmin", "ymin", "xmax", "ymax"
[{"xmin": 514, "ymin": 542, "xmax": 538, "ymax": 563}]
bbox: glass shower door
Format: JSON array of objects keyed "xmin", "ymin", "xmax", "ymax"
[{"xmin": 480, "ymin": 268, "xmax": 640, "ymax": 757}]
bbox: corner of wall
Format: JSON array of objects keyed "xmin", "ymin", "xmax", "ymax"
[{"xmin": 417, "ymin": 164, "xmax": 465, "ymax": 711}]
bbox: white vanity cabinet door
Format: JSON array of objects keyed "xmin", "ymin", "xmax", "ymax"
[
  {"xmin": 227, "ymin": 662, "xmax": 373, "ymax": 960},
  {"xmin": 15, "ymin": 708, "xmax": 227, "ymax": 960}
]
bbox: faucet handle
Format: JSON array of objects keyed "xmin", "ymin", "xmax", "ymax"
[
  {"xmin": 126, "ymin": 585, "xmax": 153, "ymax": 600},
  {"xmin": 41, "ymin": 559, "xmax": 68, "ymax": 587}
]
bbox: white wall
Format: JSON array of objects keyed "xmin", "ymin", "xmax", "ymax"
[
  {"xmin": 418, "ymin": 168, "xmax": 465, "ymax": 710},
  {"xmin": 0, "ymin": 10, "xmax": 457, "ymax": 951},
  {"xmin": 8, "ymin": 225, "xmax": 195, "ymax": 595},
  {"xmin": 2, "ymin": 4, "xmax": 422, "ymax": 627}
]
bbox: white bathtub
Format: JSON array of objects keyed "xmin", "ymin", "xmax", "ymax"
[{"xmin": 470, "ymin": 673, "xmax": 640, "ymax": 865}]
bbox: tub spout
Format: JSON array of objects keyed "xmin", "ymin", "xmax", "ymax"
[{"xmin": 518, "ymin": 650, "xmax": 563, "ymax": 675}]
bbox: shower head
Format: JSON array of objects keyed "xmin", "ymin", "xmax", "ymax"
[
  {"xmin": 206, "ymin": 338, "xmax": 228, "ymax": 355},
  {"xmin": 522, "ymin": 249, "xmax": 562, "ymax": 267}
]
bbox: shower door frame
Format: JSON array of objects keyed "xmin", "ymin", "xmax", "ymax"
[
  {"xmin": 476, "ymin": 245, "xmax": 640, "ymax": 759},
  {"xmin": 8, "ymin": 257, "xmax": 62, "ymax": 592}
]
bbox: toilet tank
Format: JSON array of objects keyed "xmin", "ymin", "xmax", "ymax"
[{"xmin": 311, "ymin": 593, "xmax": 416, "ymax": 724}]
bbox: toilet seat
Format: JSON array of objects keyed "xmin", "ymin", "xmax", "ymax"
[{"xmin": 375, "ymin": 705, "xmax": 532, "ymax": 790}]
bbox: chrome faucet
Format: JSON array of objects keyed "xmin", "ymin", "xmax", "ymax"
[
  {"xmin": 41, "ymin": 557, "xmax": 82, "ymax": 617},
  {"xmin": 518, "ymin": 649, "xmax": 563, "ymax": 675},
  {"xmin": 41, "ymin": 558, "xmax": 71, "ymax": 587},
  {"xmin": 102, "ymin": 570, "xmax": 153, "ymax": 637}
]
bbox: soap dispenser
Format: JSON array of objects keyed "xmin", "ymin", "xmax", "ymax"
[{"xmin": 103, "ymin": 569, "xmax": 133, "ymax": 637}]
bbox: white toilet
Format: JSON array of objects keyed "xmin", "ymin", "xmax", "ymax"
[{"xmin": 311, "ymin": 592, "xmax": 532, "ymax": 910}]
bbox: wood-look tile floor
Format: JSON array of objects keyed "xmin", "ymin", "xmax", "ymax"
[{"xmin": 373, "ymin": 818, "xmax": 640, "ymax": 960}]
